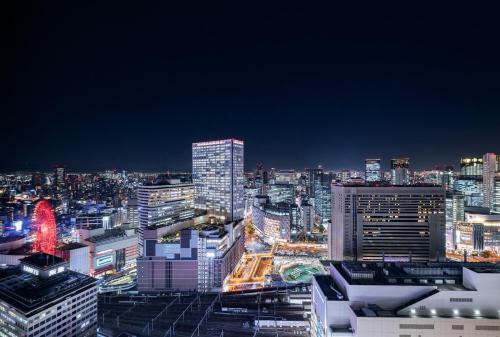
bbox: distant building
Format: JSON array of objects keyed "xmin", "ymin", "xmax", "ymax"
[
  {"xmin": 390, "ymin": 158, "xmax": 410, "ymax": 185},
  {"xmin": 483, "ymin": 153, "xmax": 499, "ymax": 209},
  {"xmin": 54, "ymin": 165, "xmax": 65, "ymax": 187},
  {"xmin": 453, "ymin": 211, "xmax": 500, "ymax": 253},
  {"xmin": 306, "ymin": 168, "xmax": 323, "ymax": 198},
  {"xmin": 137, "ymin": 221, "xmax": 244, "ymax": 292},
  {"xmin": 311, "ymin": 261, "xmax": 500, "ymax": 337},
  {"xmin": 365, "ymin": 158, "xmax": 381, "ymax": 182},
  {"xmin": 330, "ymin": 184, "xmax": 446, "ymax": 262},
  {"xmin": 455, "ymin": 157, "xmax": 484, "ymax": 207},
  {"xmin": 74, "ymin": 208, "xmax": 119, "ymax": 230},
  {"xmin": 0, "ymin": 253, "xmax": 97, "ymax": 337},
  {"xmin": 267, "ymin": 183, "xmax": 295, "ymax": 204},
  {"xmin": 460, "ymin": 157, "xmax": 483, "ymax": 176},
  {"xmin": 192, "ymin": 139, "xmax": 244, "ymax": 221},
  {"xmin": 445, "ymin": 192, "xmax": 465, "ymax": 249},
  {"xmin": 300, "ymin": 201, "xmax": 315, "ymax": 234},
  {"xmin": 126, "ymin": 197, "xmax": 139, "ymax": 228},
  {"xmin": 493, "ymin": 177, "xmax": 500, "ymax": 214}
]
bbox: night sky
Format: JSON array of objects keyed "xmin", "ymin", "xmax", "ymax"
[{"xmin": 6, "ymin": 3, "xmax": 500, "ymax": 172}]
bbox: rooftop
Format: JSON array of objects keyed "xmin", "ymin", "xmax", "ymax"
[
  {"xmin": 0, "ymin": 235, "xmax": 25, "ymax": 244},
  {"xmin": 314, "ymin": 275, "xmax": 346, "ymax": 301},
  {"xmin": 0, "ymin": 266, "xmax": 96, "ymax": 315},
  {"xmin": 85, "ymin": 228, "xmax": 135, "ymax": 244},
  {"xmin": 58, "ymin": 242, "xmax": 88, "ymax": 251},
  {"xmin": 332, "ymin": 261, "xmax": 500, "ymax": 288},
  {"xmin": 20, "ymin": 253, "xmax": 65, "ymax": 269}
]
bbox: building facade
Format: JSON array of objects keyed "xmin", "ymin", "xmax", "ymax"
[
  {"xmin": 365, "ymin": 159, "xmax": 381, "ymax": 182},
  {"xmin": 192, "ymin": 139, "xmax": 244, "ymax": 221},
  {"xmin": 137, "ymin": 182, "xmax": 195, "ymax": 254},
  {"xmin": 390, "ymin": 158, "xmax": 410, "ymax": 185},
  {"xmin": 483, "ymin": 153, "xmax": 499, "ymax": 209},
  {"xmin": 137, "ymin": 220, "xmax": 244, "ymax": 292},
  {"xmin": 330, "ymin": 185, "xmax": 446, "ymax": 262},
  {"xmin": 0, "ymin": 253, "xmax": 97, "ymax": 337}
]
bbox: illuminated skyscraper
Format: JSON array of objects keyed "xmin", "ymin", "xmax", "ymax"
[
  {"xmin": 365, "ymin": 158, "xmax": 381, "ymax": 182},
  {"xmin": 390, "ymin": 158, "xmax": 410, "ymax": 185},
  {"xmin": 455, "ymin": 157, "xmax": 484, "ymax": 207},
  {"xmin": 483, "ymin": 152, "xmax": 499, "ymax": 209},
  {"xmin": 493, "ymin": 177, "xmax": 500, "ymax": 214},
  {"xmin": 54, "ymin": 165, "xmax": 65, "ymax": 187},
  {"xmin": 460, "ymin": 157, "xmax": 483, "ymax": 176},
  {"xmin": 192, "ymin": 139, "xmax": 244, "ymax": 221}
]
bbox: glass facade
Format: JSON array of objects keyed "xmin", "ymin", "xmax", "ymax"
[
  {"xmin": 365, "ymin": 159, "xmax": 381, "ymax": 182},
  {"xmin": 192, "ymin": 139, "xmax": 244, "ymax": 221},
  {"xmin": 390, "ymin": 158, "xmax": 410, "ymax": 185}
]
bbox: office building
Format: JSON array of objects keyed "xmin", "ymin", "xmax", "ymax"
[
  {"xmin": 460, "ymin": 157, "xmax": 483, "ymax": 177},
  {"xmin": 74, "ymin": 208, "xmax": 119, "ymax": 230},
  {"xmin": 453, "ymin": 211, "xmax": 500, "ymax": 252},
  {"xmin": 301, "ymin": 201, "xmax": 315, "ymax": 234},
  {"xmin": 306, "ymin": 168, "xmax": 323, "ymax": 198},
  {"xmin": 137, "ymin": 220, "xmax": 244, "ymax": 292},
  {"xmin": 192, "ymin": 139, "xmax": 244, "ymax": 221},
  {"xmin": 365, "ymin": 159, "xmax": 381, "ymax": 182},
  {"xmin": 445, "ymin": 192, "xmax": 465, "ymax": 249},
  {"xmin": 330, "ymin": 184, "xmax": 446, "ymax": 262},
  {"xmin": 267, "ymin": 183, "xmax": 295, "ymax": 204},
  {"xmin": 311, "ymin": 261, "xmax": 500, "ymax": 337},
  {"xmin": 493, "ymin": 177, "xmax": 500, "ymax": 214},
  {"xmin": 0, "ymin": 253, "xmax": 97, "ymax": 337},
  {"xmin": 125, "ymin": 197, "xmax": 139, "ymax": 228},
  {"xmin": 54, "ymin": 165, "xmax": 65, "ymax": 187},
  {"xmin": 390, "ymin": 158, "xmax": 410, "ymax": 185},
  {"xmin": 137, "ymin": 181, "xmax": 195, "ymax": 254},
  {"xmin": 483, "ymin": 153, "xmax": 499, "ymax": 209},
  {"xmin": 244, "ymin": 186, "xmax": 261, "ymax": 215}
]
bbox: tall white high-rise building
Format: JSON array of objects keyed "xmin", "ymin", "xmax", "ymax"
[
  {"xmin": 192, "ymin": 139, "xmax": 244, "ymax": 221},
  {"xmin": 483, "ymin": 152, "xmax": 499, "ymax": 209}
]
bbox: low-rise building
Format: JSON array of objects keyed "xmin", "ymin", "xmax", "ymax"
[
  {"xmin": 0, "ymin": 253, "xmax": 97, "ymax": 337},
  {"xmin": 252, "ymin": 196, "xmax": 298, "ymax": 243},
  {"xmin": 77, "ymin": 227, "xmax": 138, "ymax": 277},
  {"xmin": 137, "ymin": 220, "xmax": 244, "ymax": 292}
]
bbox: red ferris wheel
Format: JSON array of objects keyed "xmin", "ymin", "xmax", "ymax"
[{"xmin": 32, "ymin": 199, "xmax": 57, "ymax": 255}]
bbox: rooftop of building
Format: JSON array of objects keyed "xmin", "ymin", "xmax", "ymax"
[
  {"xmin": 0, "ymin": 235, "xmax": 25, "ymax": 244},
  {"xmin": 0, "ymin": 266, "xmax": 95, "ymax": 315},
  {"xmin": 332, "ymin": 183, "xmax": 444, "ymax": 188},
  {"xmin": 58, "ymin": 242, "xmax": 88, "ymax": 251},
  {"xmin": 20, "ymin": 253, "xmax": 65, "ymax": 269},
  {"xmin": 331, "ymin": 261, "xmax": 500, "ymax": 289},
  {"xmin": 314, "ymin": 274, "xmax": 347, "ymax": 301},
  {"xmin": 85, "ymin": 228, "xmax": 136, "ymax": 244}
]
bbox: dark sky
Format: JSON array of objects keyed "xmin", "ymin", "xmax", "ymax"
[{"xmin": 5, "ymin": 3, "xmax": 500, "ymax": 172}]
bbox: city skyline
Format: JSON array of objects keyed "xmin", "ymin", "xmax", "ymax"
[{"xmin": 6, "ymin": 3, "xmax": 500, "ymax": 172}]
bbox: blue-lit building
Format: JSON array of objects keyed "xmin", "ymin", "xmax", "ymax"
[{"xmin": 365, "ymin": 158, "xmax": 381, "ymax": 182}]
